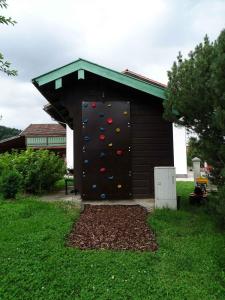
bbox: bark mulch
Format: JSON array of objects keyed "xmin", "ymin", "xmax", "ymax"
[{"xmin": 68, "ymin": 205, "xmax": 157, "ymax": 251}]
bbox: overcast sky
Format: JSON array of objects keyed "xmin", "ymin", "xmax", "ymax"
[{"xmin": 0, "ymin": 0, "xmax": 225, "ymax": 130}]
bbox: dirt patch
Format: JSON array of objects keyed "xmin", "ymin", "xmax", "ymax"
[{"xmin": 68, "ymin": 205, "xmax": 157, "ymax": 251}]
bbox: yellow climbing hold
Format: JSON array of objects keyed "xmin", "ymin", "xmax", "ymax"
[
  {"xmin": 123, "ymin": 111, "xmax": 128, "ymax": 115},
  {"xmin": 117, "ymin": 184, "xmax": 122, "ymax": 189},
  {"xmin": 115, "ymin": 128, "xmax": 121, "ymax": 133}
]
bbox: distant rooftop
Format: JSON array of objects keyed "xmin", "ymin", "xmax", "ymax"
[
  {"xmin": 122, "ymin": 69, "xmax": 167, "ymax": 88},
  {"xmin": 20, "ymin": 124, "xmax": 66, "ymax": 137}
]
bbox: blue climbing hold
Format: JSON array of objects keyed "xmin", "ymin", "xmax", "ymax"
[
  {"xmin": 84, "ymin": 159, "xmax": 89, "ymax": 164},
  {"xmin": 100, "ymin": 152, "xmax": 106, "ymax": 158},
  {"xmin": 84, "ymin": 136, "xmax": 90, "ymax": 141},
  {"xmin": 100, "ymin": 193, "xmax": 106, "ymax": 199},
  {"xmin": 108, "ymin": 176, "xmax": 114, "ymax": 180},
  {"xmin": 83, "ymin": 119, "xmax": 88, "ymax": 124},
  {"xmin": 99, "ymin": 127, "xmax": 105, "ymax": 132},
  {"xmin": 83, "ymin": 103, "xmax": 88, "ymax": 108}
]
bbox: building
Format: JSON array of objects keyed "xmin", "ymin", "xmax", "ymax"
[
  {"xmin": 32, "ymin": 58, "xmax": 187, "ymax": 200},
  {"xmin": 0, "ymin": 123, "xmax": 66, "ymax": 157}
]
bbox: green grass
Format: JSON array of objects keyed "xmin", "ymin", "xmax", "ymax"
[
  {"xmin": 53, "ymin": 178, "xmax": 65, "ymax": 191},
  {"xmin": 0, "ymin": 183, "xmax": 225, "ymax": 299}
]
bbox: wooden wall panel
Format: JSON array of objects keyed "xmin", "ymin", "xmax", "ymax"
[{"xmin": 131, "ymin": 101, "xmax": 174, "ymax": 198}]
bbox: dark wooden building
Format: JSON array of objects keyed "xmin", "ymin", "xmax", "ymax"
[{"xmin": 32, "ymin": 59, "xmax": 174, "ymax": 200}]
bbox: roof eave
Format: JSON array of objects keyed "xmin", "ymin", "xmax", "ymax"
[{"xmin": 32, "ymin": 58, "xmax": 166, "ymax": 100}]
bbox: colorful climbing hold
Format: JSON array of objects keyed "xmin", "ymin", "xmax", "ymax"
[
  {"xmin": 83, "ymin": 102, "xmax": 88, "ymax": 108},
  {"xmin": 108, "ymin": 176, "xmax": 114, "ymax": 180},
  {"xmin": 100, "ymin": 193, "xmax": 106, "ymax": 199},
  {"xmin": 107, "ymin": 118, "xmax": 113, "ymax": 124},
  {"xmin": 100, "ymin": 152, "xmax": 106, "ymax": 158},
  {"xmin": 100, "ymin": 167, "xmax": 106, "ymax": 173},
  {"xmin": 115, "ymin": 128, "xmax": 121, "ymax": 133},
  {"xmin": 82, "ymin": 118, "xmax": 88, "ymax": 124},
  {"xmin": 91, "ymin": 102, "xmax": 96, "ymax": 108},
  {"xmin": 99, "ymin": 134, "xmax": 105, "ymax": 141},
  {"xmin": 84, "ymin": 159, "xmax": 89, "ymax": 164},
  {"xmin": 123, "ymin": 111, "xmax": 128, "ymax": 115},
  {"xmin": 84, "ymin": 136, "xmax": 90, "ymax": 141},
  {"xmin": 99, "ymin": 127, "xmax": 105, "ymax": 132},
  {"xmin": 117, "ymin": 184, "xmax": 122, "ymax": 189},
  {"xmin": 107, "ymin": 103, "xmax": 112, "ymax": 107},
  {"xmin": 108, "ymin": 142, "xmax": 113, "ymax": 147},
  {"xmin": 116, "ymin": 149, "xmax": 123, "ymax": 156}
]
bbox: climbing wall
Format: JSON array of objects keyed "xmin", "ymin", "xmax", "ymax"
[{"xmin": 81, "ymin": 101, "xmax": 132, "ymax": 200}]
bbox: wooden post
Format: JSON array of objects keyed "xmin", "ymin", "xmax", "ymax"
[{"xmin": 192, "ymin": 157, "xmax": 201, "ymax": 184}]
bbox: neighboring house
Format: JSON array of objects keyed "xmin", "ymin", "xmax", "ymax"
[
  {"xmin": 0, "ymin": 135, "xmax": 26, "ymax": 153},
  {"xmin": 32, "ymin": 58, "xmax": 187, "ymax": 200},
  {"xmin": 0, "ymin": 124, "xmax": 66, "ymax": 157}
]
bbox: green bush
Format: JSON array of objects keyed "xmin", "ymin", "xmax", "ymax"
[
  {"xmin": 0, "ymin": 169, "xmax": 22, "ymax": 199},
  {"xmin": 0, "ymin": 149, "xmax": 66, "ymax": 195},
  {"xmin": 207, "ymin": 187, "xmax": 225, "ymax": 227}
]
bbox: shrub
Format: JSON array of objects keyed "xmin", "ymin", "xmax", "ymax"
[
  {"xmin": 0, "ymin": 149, "xmax": 66, "ymax": 195},
  {"xmin": 0, "ymin": 169, "xmax": 22, "ymax": 199},
  {"xmin": 207, "ymin": 187, "xmax": 225, "ymax": 228}
]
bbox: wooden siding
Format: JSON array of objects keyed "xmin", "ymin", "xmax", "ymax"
[
  {"xmin": 26, "ymin": 136, "xmax": 66, "ymax": 147},
  {"xmin": 131, "ymin": 101, "xmax": 174, "ymax": 198},
  {"xmin": 56, "ymin": 73, "xmax": 173, "ymax": 199}
]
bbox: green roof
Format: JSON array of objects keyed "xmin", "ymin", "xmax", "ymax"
[{"xmin": 32, "ymin": 58, "xmax": 166, "ymax": 99}]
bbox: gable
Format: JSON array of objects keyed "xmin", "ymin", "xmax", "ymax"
[{"xmin": 32, "ymin": 58, "xmax": 166, "ymax": 100}]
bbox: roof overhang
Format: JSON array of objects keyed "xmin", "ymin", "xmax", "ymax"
[
  {"xmin": 32, "ymin": 58, "xmax": 166, "ymax": 99},
  {"xmin": 32, "ymin": 58, "xmax": 166, "ymax": 128}
]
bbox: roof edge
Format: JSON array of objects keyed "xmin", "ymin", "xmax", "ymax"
[{"xmin": 32, "ymin": 58, "xmax": 166, "ymax": 100}]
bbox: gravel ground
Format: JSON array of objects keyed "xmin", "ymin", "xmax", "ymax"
[{"xmin": 68, "ymin": 205, "xmax": 157, "ymax": 251}]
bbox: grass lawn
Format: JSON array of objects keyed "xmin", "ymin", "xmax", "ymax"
[{"xmin": 0, "ymin": 182, "xmax": 225, "ymax": 299}]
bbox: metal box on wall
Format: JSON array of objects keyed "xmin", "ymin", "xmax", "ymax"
[{"xmin": 154, "ymin": 167, "xmax": 177, "ymax": 209}]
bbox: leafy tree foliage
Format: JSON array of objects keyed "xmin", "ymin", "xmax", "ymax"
[
  {"xmin": 0, "ymin": 149, "xmax": 66, "ymax": 195},
  {"xmin": 164, "ymin": 30, "xmax": 225, "ymax": 186},
  {"xmin": 0, "ymin": 125, "xmax": 21, "ymax": 141},
  {"xmin": 187, "ymin": 137, "xmax": 204, "ymax": 167},
  {"xmin": 0, "ymin": 169, "xmax": 22, "ymax": 199},
  {"xmin": 0, "ymin": 0, "xmax": 17, "ymax": 76}
]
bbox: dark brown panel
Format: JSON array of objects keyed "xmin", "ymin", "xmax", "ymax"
[
  {"xmin": 81, "ymin": 101, "xmax": 132, "ymax": 200},
  {"xmin": 131, "ymin": 101, "xmax": 174, "ymax": 198}
]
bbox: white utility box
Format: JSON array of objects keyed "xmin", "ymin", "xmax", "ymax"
[{"xmin": 154, "ymin": 167, "xmax": 177, "ymax": 210}]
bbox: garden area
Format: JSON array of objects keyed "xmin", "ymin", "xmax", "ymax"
[{"xmin": 0, "ymin": 180, "xmax": 225, "ymax": 299}]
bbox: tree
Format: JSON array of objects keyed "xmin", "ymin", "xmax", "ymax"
[
  {"xmin": 187, "ymin": 137, "xmax": 204, "ymax": 167},
  {"xmin": 0, "ymin": 0, "xmax": 17, "ymax": 76},
  {"xmin": 0, "ymin": 125, "xmax": 21, "ymax": 141},
  {"xmin": 163, "ymin": 30, "xmax": 225, "ymax": 186}
]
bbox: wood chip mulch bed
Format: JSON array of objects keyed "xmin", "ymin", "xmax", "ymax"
[{"xmin": 68, "ymin": 205, "xmax": 158, "ymax": 251}]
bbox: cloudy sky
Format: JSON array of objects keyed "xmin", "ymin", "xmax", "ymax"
[{"xmin": 0, "ymin": 0, "xmax": 225, "ymax": 130}]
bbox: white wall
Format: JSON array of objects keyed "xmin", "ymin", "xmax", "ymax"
[
  {"xmin": 66, "ymin": 125, "xmax": 74, "ymax": 169},
  {"xmin": 173, "ymin": 125, "xmax": 187, "ymax": 176}
]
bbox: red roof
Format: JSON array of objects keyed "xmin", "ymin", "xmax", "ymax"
[
  {"xmin": 20, "ymin": 124, "xmax": 66, "ymax": 137},
  {"xmin": 122, "ymin": 69, "xmax": 167, "ymax": 88}
]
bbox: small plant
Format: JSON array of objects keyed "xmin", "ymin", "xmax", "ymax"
[{"xmin": 0, "ymin": 169, "xmax": 22, "ymax": 199}]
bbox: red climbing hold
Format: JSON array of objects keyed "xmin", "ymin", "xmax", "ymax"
[
  {"xmin": 100, "ymin": 167, "xmax": 106, "ymax": 173},
  {"xmin": 99, "ymin": 134, "xmax": 105, "ymax": 141},
  {"xmin": 91, "ymin": 102, "xmax": 96, "ymax": 108},
  {"xmin": 116, "ymin": 150, "xmax": 123, "ymax": 156},
  {"xmin": 107, "ymin": 118, "xmax": 113, "ymax": 124}
]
